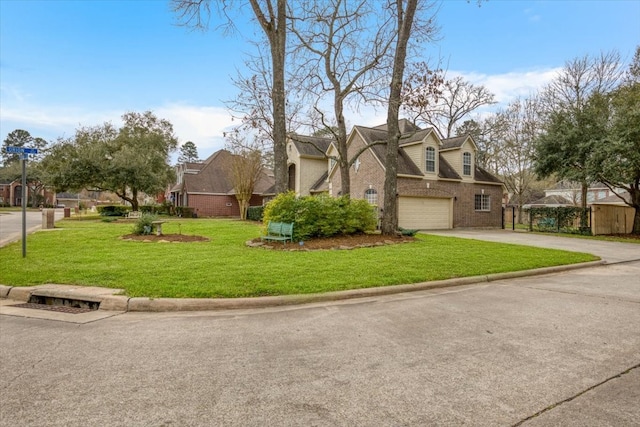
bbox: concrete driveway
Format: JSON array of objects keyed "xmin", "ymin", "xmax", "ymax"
[{"xmin": 425, "ymin": 229, "xmax": 640, "ymax": 264}]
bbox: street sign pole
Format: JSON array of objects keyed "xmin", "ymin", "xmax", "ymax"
[
  {"xmin": 22, "ymin": 155, "xmax": 27, "ymax": 258},
  {"xmin": 7, "ymin": 146, "xmax": 38, "ymax": 258}
]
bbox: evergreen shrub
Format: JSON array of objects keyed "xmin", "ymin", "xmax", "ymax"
[{"xmin": 263, "ymin": 192, "xmax": 376, "ymax": 241}]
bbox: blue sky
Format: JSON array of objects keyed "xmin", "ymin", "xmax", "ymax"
[{"xmin": 1, "ymin": 0, "xmax": 638, "ymax": 160}]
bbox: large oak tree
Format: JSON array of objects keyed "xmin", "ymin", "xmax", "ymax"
[{"xmin": 42, "ymin": 111, "xmax": 177, "ymax": 211}]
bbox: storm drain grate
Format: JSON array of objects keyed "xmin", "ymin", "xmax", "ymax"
[{"xmin": 12, "ymin": 303, "xmax": 94, "ymax": 314}]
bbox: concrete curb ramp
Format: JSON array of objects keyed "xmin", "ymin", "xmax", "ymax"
[{"xmin": 0, "ymin": 260, "xmax": 604, "ymax": 312}]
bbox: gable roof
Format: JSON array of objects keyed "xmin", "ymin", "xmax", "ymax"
[
  {"xmin": 441, "ymin": 135, "xmax": 478, "ymax": 152},
  {"xmin": 179, "ymin": 150, "xmax": 274, "ymax": 195},
  {"xmin": 354, "ymin": 126, "xmax": 423, "ymax": 177},
  {"xmin": 289, "ymin": 134, "xmax": 333, "ymax": 158}
]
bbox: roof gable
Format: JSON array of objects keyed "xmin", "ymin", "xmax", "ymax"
[{"xmin": 289, "ymin": 134, "xmax": 333, "ymax": 158}]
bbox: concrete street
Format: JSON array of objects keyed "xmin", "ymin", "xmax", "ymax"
[
  {"xmin": 1, "ymin": 256, "xmax": 639, "ymax": 426},
  {"xmin": 0, "ymin": 209, "xmax": 65, "ymax": 248}
]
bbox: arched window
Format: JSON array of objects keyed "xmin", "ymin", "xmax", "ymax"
[
  {"xmin": 463, "ymin": 152, "xmax": 472, "ymax": 176},
  {"xmin": 425, "ymin": 147, "xmax": 435, "ymax": 172},
  {"xmin": 364, "ymin": 188, "xmax": 377, "ymax": 205}
]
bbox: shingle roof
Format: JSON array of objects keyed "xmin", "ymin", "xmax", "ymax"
[
  {"xmin": 474, "ymin": 165, "xmax": 503, "ymax": 184},
  {"xmin": 372, "ymin": 118, "xmax": 421, "ymax": 134},
  {"xmin": 440, "ymin": 135, "xmax": 468, "ymax": 150},
  {"xmin": 289, "ymin": 134, "xmax": 333, "ymax": 157},
  {"xmin": 438, "ymin": 155, "xmax": 461, "ymax": 180},
  {"xmin": 180, "ymin": 150, "xmax": 275, "ymax": 195},
  {"xmin": 310, "ymin": 171, "xmax": 329, "ymax": 193}
]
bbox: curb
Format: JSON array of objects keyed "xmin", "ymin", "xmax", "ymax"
[{"xmin": 0, "ymin": 260, "xmax": 605, "ymax": 312}]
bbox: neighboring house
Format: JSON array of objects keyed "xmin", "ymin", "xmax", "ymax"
[
  {"xmin": 287, "ymin": 134, "xmax": 333, "ymax": 196},
  {"xmin": 289, "ymin": 120, "xmax": 504, "ymax": 230},
  {"xmin": 544, "ymin": 180, "xmax": 618, "ymax": 205},
  {"xmin": 522, "ymin": 195, "xmax": 573, "ymax": 209},
  {"xmin": 169, "ymin": 149, "xmax": 275, "ymax": 217},
  {"xmin": 0, "ymin": 178, "xmax": 55, "ymax": 207}
]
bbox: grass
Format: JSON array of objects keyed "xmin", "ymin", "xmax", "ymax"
[{"xmin": 0, "ymin": 218, "xmax": 598, "ymax": 298}]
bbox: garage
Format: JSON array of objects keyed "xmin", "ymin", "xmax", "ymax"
[{"xmin": 398, "ymin": 196, "xmax": 453, "ymax": 230}]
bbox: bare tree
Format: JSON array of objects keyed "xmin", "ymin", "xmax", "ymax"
[
  {"xmin": 404, "ymin": 75, "xmax": 495, "ymax": 138},
  {"xmin": 494, "ymin": 96, "xmax": 542, "ymax": 223},
  {"xmin": 289, "ymin": 0, "xmax": 396, "ymax": 195},
  {"xmin": 172, "ymin": 0, "xmax": 289, "ymax": 194},
  {"xmin": 225, "ymin": 134, "xmax": 266, "ymax": 220},
  {"xmin": 382, "ymin": 0, "xmax": 439, "ymax": 235}
]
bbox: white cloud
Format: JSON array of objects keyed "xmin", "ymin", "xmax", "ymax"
[
  {"xmin": 154, "ymin": 103, "xmax": 235, "ymax": 159},
  {"xmin": 0, "ymin": 86, "xmax": 234, "ymax": 159},
  {"xmin": 448, "ymin": 67, "xmax": 562, "ymax": 106}
]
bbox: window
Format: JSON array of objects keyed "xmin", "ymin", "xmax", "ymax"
[
  {"xmin": 475, "ymin": 194, "xmax": 490, "ymax": 211},
  {"xmin": 425, "ymin": 147, "xmax": 435, "ymax": 172},
  {"xmin": 329, "ymin": 157, "xmax": 336, "ymax": 171},
  {"xmin": 365, "ymin": 188, "xmax": 377, "ymax": 205},
  {"xmin": 463, "ymin": 152, "xmax": 472, "ymax": 176}
]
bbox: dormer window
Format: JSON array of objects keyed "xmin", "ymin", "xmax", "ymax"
[
  {"xmin": 463, "ymin": 152, "xmax": 472, "ymax": 176},
  {"xmin": 425, "ymin": 147, "xmax": 435, "ymax": 173}
]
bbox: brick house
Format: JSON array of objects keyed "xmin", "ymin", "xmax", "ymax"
[
  {"xmin": 169, "ymin": 149, "xmax": 275, "ymax": 217},
  {"xmin": 0, "ymin": 178, "xmax": 55, "ymax": 207},
  {"xmin": 290, "ymin": 120, "xmax": 504, "ymax": 229}
]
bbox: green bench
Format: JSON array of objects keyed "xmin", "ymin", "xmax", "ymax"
[{"xmin": 261, "ymin": 221, "xmax": 294, "ymax": 245}]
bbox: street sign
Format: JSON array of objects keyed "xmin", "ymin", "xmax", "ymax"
[{"xmin": 6, "ymin": 146, "xmax": 38, "ymax": 154}]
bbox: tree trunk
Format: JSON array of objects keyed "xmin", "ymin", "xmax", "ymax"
[
  {"xmin": 580, "ymin": 181, "xmax": 588, "ymax": 228},
  {"xmin": 336, "ymin": 95, "xmax": 351, "ymax": 196},
  {"xmin": 381, "ymin": 0, "xmax": 419, "ymax": 236},
  {"xmin": 238, "ymin": 197, "xmax": 249, "ymax": 221}
]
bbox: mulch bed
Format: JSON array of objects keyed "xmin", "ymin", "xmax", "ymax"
[{"xmin": 248, "ymin": 233, "xmax": 416, "ymax": 251}]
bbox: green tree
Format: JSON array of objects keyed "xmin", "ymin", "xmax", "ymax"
[
  {"xmin": 535, "ymin": 51, "xmax": 623, "ymax": 209},
  {"xmin": 2, "ymin": 129, "xmax": 47, "ymax": 166},
  {"xmin": 178, "ymin": 141, "xmax": 200, "ymax": 163},
  {"xmin": 42, "ymin": 111, "xmax": 178, "ymax": 211},
  {"xmin": 588, "ymin": 54, "xmax": 640, "ymax": 233}
]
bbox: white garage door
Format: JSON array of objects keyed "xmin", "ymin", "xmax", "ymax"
[{"xmin": 398, "ymin": 197, "xmax": 452, "ymax": 230}]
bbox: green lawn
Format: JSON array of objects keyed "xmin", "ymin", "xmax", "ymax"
[{"xmin": 0, "ymin": 218, "xmax": 598, "ymax": 298}]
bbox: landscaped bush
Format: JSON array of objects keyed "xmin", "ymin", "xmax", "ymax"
[
  {"xmin": 97, "ymin": 205, "xmax": 130, "ymax": 217},
  {"xmin": 247, "ymin": 205, "xmax": 264, "ymax": 221},
  {"xmin": 263, "ymin": 192, "xmax": 377, "ymax": 241},
  {"xmin": 131, "ymin": 213, "xmax": 158, "ymax": 235}
]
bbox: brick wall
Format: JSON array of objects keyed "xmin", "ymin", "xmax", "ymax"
[{"xmin": 187, "ymin": 194, "xmax": 265, "ymax": 217}]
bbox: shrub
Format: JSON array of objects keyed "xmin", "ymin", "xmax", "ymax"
[
  {"xmin": 247, "ymin": 205, "xmax": 264, "ymax": 221},
  {"xmin": 175, "ymin": 206, "xmax": 195, "ymax": 218},
  {"xmin": 263, "ymin": 192, "xmax": 376, "ymax": 241},
  {"xmin": 131, "ymin": 213, "xmax": 158, "ymax": 235},
  {"xmin": 97, "ymin": 205, "xmax": 130, "ymax": 217}
]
